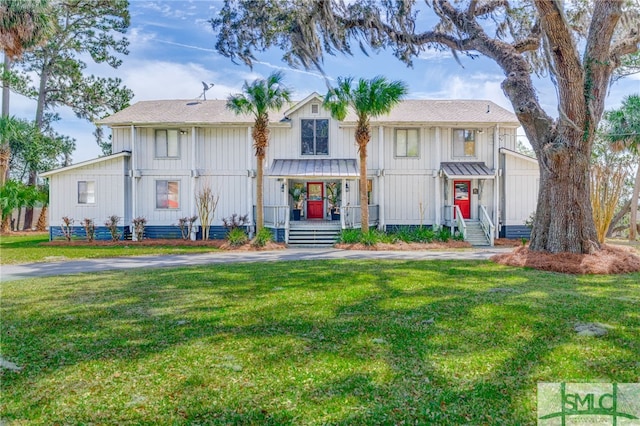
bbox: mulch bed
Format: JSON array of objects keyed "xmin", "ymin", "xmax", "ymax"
[{"xmin": 491, "ymin": 244, "xmax": 640, "ymax": 274}]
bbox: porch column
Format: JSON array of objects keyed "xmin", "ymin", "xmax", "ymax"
[
  {"xmin": 434, "ymin": 127, "xmax": 441, "ymax": 226},
  {"xmin": 130, "ymin": 125, "xmax": 137, "ymax": 241},
  {"xmin": 190, "ymin": 126, "xmax": 197, "ymax": 240},
  {"xmin": 493, "ymin": 125, "xmax": 500, "ymax": 236},
  {"xmin": 378, "ymin": 125, "xmax": 385, "ymax": 230}
]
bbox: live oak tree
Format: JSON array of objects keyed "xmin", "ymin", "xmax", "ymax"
[
  {"xmin": 212, "ymin": 0, "xmax": 640, "ymax": 254},
  {"xmin": 323, "ymin": 76, "xmax": 407, "ymax": 233},
  {"xmin": 226, "ymin": 71, "xmax": 292, "ymax": 232},
  {"xmin": 11, "ymin": 0, "xmax": 133, "ymax": 229}
]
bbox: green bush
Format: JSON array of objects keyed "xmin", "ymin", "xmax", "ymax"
[
  {"xmin": 435, "ymin": 226, "xmax": 452, "ymax": 242},
  {"xmin": 338, "ymin": 229, "xmax": 362, "ymax": 244},
  {"xmin": 360, "ymin": 230, "xmax": 380, "ymax": 246},
  {"xmin": 414, "ymin": 226, "xmax": 435, "ymax": 243},
  {"xmin": 394, "ymin": 226, "xmax": 413, "ymax": 243},
  {"xmin": 453, "ymin": 231, "xmax": 465, "ymax": 241},
  {"xmin": 252, "ymin": 227, "xmax": 273, "ymax": 247},
  {"xmin": 227, "ymin": 227, "xmax": 249, "ymax": 246}
]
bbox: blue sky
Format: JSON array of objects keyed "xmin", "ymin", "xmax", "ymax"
[{"xmin": 8, "ymin": 0, "xmax": 640, "ymax": 163}]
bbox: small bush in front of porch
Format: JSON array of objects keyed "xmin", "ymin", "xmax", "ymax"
[
  {"xmin": 338, "ymin": 228, "xmax": 362, "ymax": 244},
  {"xmin": 104, "ymin": 215, "xmax": 121, "ymax": 242},
  {"xmin": 227, "ymin": 227, "xmax": 249, "ymax": 246},
  {"xmin": 252, "ymin": 227, "xmax": 273, "ymax": 247},
  {"xmin": 434, "ymin": 226, "xmax": 452, "ymax": 242}
]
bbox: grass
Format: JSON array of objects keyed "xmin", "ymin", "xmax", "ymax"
[
  {"xmin": 1, "ymin": 260, "xmax": 639, "ymax": 424},
  {"xmin": 0, "ymin": 234, "xmax": 219, "ymax": 265}
]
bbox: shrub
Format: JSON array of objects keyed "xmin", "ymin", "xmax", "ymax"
[
  {"xmin": 223, "ymin": 213, "xmax": 249, "ymax": 230},
  {"xmin": 414, "ymin": 226, "xmax": 435, "ymax": 243},
  {"xmin": 252, "ymin": 227, "xmax": 273, "ymax": 247},
  {"xmin": 82, "ymin": 218, "xmax": 95, "ymax": 242},
  {"xmin": 453, "ymin": 231, "xmax": 465, "ymax": 241},
  {"xmin": 105, "ymin": 215, "xmax": 121, "ymax": 242},
  {"xmin": 338, "ymin": 228, "xmax": 361, "ymax": 244},
  {"xmin": 360, "ymin": 230, "xmax": 380, "ymax": 246},
  {"xmin": 177, "ymin": 216, "xmax": 197, "ymax": 240},
  {"xmin": 61, "ymin": 216, "xmax": 74, "ymax": 242},
  {"xmin": 195, "ymin": 185, "xmax": 219, "ymax": 240},
  {"xmin": 435, "ymin": 226, "xmax": 452, "ymax": 242},
  {"xmin": 227, "ymin": 227, "xmax": 249, "ymax": 246},
  {"xmin": 132, "ymin": 217, "xmax": 147, "ymax": 241},
  {"xmin": 395, "ymin": 226, "xmax": 413, "ymax": 243}
]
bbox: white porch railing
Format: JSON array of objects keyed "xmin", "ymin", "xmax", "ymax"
[
  {"xmin": 342, "ymin": 205, "xmax": 379, "ymax": 229},
  {"xmin": 263, "ymin": 205, "xmax": 289, "ymax": 228},
  {"xmin": 453, "ymin": 205, "xmax": 466, "ymax": 240},
  {"xmin": 478, "ymin": 205, "xmax": 495, "ymax": 246}
]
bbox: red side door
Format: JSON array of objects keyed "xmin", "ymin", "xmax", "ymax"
[
  {"xmin": 306, "ymin": 182, "xmax": 324, "ymax": 219},
  {"xmin": 454, "ymin": 180, "xmax": 471, "ymax": 219}
]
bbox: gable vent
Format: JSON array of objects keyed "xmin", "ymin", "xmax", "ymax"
[{"xmin": 311, "ymin": 104, "xmax": 319, "ymax": 114}]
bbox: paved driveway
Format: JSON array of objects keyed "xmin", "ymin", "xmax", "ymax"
[{"xmin": 0, "ymin": 247, "xmax": 513, "ymax": 282}]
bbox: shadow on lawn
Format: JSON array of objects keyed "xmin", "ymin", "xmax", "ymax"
[{"xmin": 1, "ymin": 260, "xmax": 639, "ymax": 424}]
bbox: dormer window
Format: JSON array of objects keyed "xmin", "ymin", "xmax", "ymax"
[
  {"xmin": 301, "ymin": 119, "xmax": 329, "ymax": 155},
  {"xmin": 453, "ymin": 129, "xmax": 476, "ymax": 157}
]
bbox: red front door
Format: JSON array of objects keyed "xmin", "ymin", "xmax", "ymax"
[
  {"xmin": 454, "ymin": 180, "xmax": 471, "ymax": 219},
  {"xmin": 306, "ymin": 182, "xmax": 324, "ymax": 219}
]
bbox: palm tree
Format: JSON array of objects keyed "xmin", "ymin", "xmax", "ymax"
[
  {"xmin": 324, "ymin": 76, "xmax": 407, "ymax": 233},
  {"xmin": 605, "ymin": 94, "xmax": 640, "ymax": 241},
  {"xmin": 226, "ymin": 71, "xmax": 291, "ymax": 232}
]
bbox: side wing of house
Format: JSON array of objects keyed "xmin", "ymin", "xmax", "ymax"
[
  {"xmin": 40, "ymin": 152, "xmax": 131, "ymax": 240},
  {"xmin": 499, "ymin": 148, "xmax": 539, "ymax": 238}
]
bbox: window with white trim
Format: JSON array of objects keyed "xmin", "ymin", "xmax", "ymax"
[
  {"xmin": 453, "ymin": 129, "xmax": 476, "ymax": 157},
  {"xmin": 78, "ymin": 181, "xmax": 95, "ymax": 204},
  {"xmin": 155, "ymin": 129, "xmax": 180, "ymax": 158},
  {"xmin": 395, "ymin": 128, "xmax": 419, "ymax": 157},
  {"xmin": 301, "ymin": 119, "xmax": 329, "ymax": 155},
  {"xmin": 156, "ymin": 180, "xmax": 179, "ymax": 209}
]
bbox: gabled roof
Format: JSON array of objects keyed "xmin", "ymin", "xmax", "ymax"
[
  {"xmin": 96, "ymin": 98, "xmax": 519, "ymax": 127},
  {"xmin": 283, "ymin": 92, "xmax": 324, "ymax": 117},
  {"xmin": 39, "ymin": 151, "xmax": 131, "ymax": 177},
  {"xmin": 499, "ymin": 147, "xmax": 538, "ymax": 163}
]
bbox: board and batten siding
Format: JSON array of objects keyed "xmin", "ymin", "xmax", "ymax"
[
  {"xmin": 134, "ymin": 128, "xmax": 192, "ymax": 171},
  {"xmin": 47, "ymin": 156, "xmax": 129, "ymax": 228},
  {"xmin": 111, "ymin": 126, "xmax": 131, "ymax": 153},
  {"xmin": 502, "ymin": 151, "xmax": 538, "ymax": 226}
]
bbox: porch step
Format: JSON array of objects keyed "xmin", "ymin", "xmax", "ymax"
[
  {"xmin": 288, "ymin": 226, "xmax": 340, "ymax": 247},
  {"xmin": 464, "ymin": 221, "xmax": 491, "ymax": 246}
]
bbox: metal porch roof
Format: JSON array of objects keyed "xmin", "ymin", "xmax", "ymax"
[
  {"xmin": 266, "ymin": 159, "xmax": 358, "ymax": 178},
  {"xmin": 441, "ymin": 162, "xmax": 494, "ymax": 178}
]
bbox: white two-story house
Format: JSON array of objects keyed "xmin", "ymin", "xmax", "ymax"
[{"xmin": 41, "ymin": 93, "xmax": 538, "ymax": 245}]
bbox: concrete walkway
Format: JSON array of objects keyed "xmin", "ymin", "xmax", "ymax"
[{"xmin": 0, "ymin": 247, "xmax": 513, "ymax": 282}]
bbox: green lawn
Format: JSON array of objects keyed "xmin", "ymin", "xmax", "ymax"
[
  {"xmin": 1, "ymin": 260, "xmax": 638, "ymax": 424},
  {"xmin": 0, "ymin": 234, "xmax": 219, "ymax": 264}
]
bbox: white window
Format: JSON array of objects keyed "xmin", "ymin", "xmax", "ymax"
[
  {"xmin": 155, "ymin": 129, "xmax": 180, "ymax": 158},
  {"xmin": 395, "ymin": 129, "xmax": 419, "ymax": 157},
  {"xmin": 453, "ymin": 129, "xmax": 476, "ymax": 157},
  {"xmin": 301, "ymin": 119, "xmax": 329, "ymax": 155},
  {"xmin": 156, "ymin": 180, "xmax": 179, "ymax": 209},
  {"xmin": 78, "ymin": 181, "xmax": 95, "ymax": 204}
]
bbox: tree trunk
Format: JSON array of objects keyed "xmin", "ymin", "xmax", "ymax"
[
  {"xmin": 1, "ymin": 216, "xmax": 10, "ymax": 233},
  {"xmin": 607, "ymin": 199, "xmax": 631, "ymax": 237},
  {"xmin": 359, "ymin": 144, "xmax": 368, "ymax": 233},
  {"xmin": 629, "ymin": 164, "xmax": 640, "ymax": 241},
  {"xmin": 2, "ymin": 55, "xmax": 10, "ymax": 117},
  {"xmin": 36, "ymin": 204, "xmax": 47, "ymax": 231},
  {"xmin": 1, "ymin": 55, "xmax": 10, "ymax": 186},
  {"xmin": 530, "ymin": 145, "xmax": 599, "ymax": 253},
  {"xmin": 255, "ymin": 153, "xmax": 264, "ymax": 232},
  {"xmin": 22, "ymin": 170, "xmax": 36, "ymax": 230}
]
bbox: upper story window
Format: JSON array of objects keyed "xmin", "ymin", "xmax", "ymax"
[
  {"xmin": 78, "ymin": 181, "xmax": 95, "ymax": 204},
  {"xmin": 453, "ymin": 129, "xmax": 476, "ymax": 157},
  {"xmin": 301, "ymin": 119, "xmax": 329, "ymax": 155},
  {"xmin": 155, "ymin": 129, "xmax": 180, "ymax": 158},
  {"xmin": 156, "ymin": 180, "xmax": 179, "ymax": 209},
  {"xmin": 395, "ymin": 128, "xmax": 419, "ymax": 158}
]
